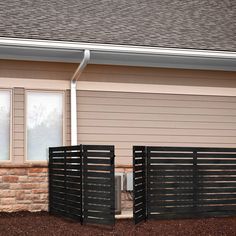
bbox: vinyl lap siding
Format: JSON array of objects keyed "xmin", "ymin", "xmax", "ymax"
[
  {"xmin": 77, "ymin": 91, "xmax": 236, "ymax": 166},
  {"xmin": 13, "ymin": 88, "xmax": 25, "ymax": 163}
]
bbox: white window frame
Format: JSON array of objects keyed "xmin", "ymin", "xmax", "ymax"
[
  {"xmin": 0, "ymin": 88, "xmax": 12, "ymax": 163},
  {"xmin": 25, "ymin": 90, "xmax": 65, "ymax": 163}
]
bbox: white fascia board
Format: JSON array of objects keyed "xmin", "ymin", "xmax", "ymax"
[{"xmin": 0, "ymin": 37, "xmax": 236, "ymax": 71}]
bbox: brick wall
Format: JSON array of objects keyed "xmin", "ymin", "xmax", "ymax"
[
  {"xmin": 0, "ymin": 167, "xmax": 48, "ymax": 212},
  {"xmin": 0, "ymin": 166, "xmax": 133, "ymax": 213}
]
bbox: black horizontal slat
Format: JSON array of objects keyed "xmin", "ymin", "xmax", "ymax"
[
  {"xmin": 134, "ymin": 214, "xmax": 146, "ymax": 224},
  {"xmin": 197, "ymin": 182, "xmax": 236, "ymax": 187},
  {"xmin": 135, "ymin": 196, "xmax": 145, "ymax": 205},
  {"xmin": 149, "ymin": 165, "xmax": 193, "ymax": 170},
  {"xmin": 148, "ymin": 147, "xmax": 236, "ymax": 152},
  {"xmin": 52, "ymin": 164, "xmax": 81, "ymax": 170},
  {"xmin": 134, "ymin": 178, "xmax": 145, "ymax": 185},
  {"xmin": 197, "ymin": 153, "xmax": 236, "ymax": 158},
  {"xmin": 51, "ymin": 158, "xmax": 81, "ymax": 163},
  {"xmin": 135, "ymin": 165, "xmax": 145, "ymax": 171},
  {"xmin": 85, "ymin": 165, "xmax": 111, "ymax": 171},
  {"xmin": 149, "ymin": 205, "xmax": 195, "ymax": 213},
  {"xmin": 198, "ymin": 176, "xmax": 236, "ymax": 181},
  {"xmin": 150, "ymin": 153, "xmax": 193, "ymax": 158},
  {"xmin": 149, "ymin": 182, "xmax": 193, "ymax": 188},
  {"xmin": 52, "ymin": 197, "xmax": 81, "ymax": 208},
  {"xmin": 84, "ymin": 217, "xmax": 114, "ymax": 226},
  {"xmin": 52, "ymin": 188, "xmax": 81, "ymax": 197},
  {"xmin": 52, "ymin": 175, "xmax": 81, "ymax": 183},
  {"xmin": 52, "ymin": 170, "xmax": 81, "ymax": 176},
  {"xmin": 85, "ymin": 211, "xmax": 112, "ymax": 219},
  {"xmin": 135, "ymin": 203, "xmax": 146, "ymax": 212},
  {"xmin": 51, "ymin": 152, "xmax": 81, "ymax": 157},
  {"xmin": 198, "ymin": 165, "xmax": 236, "ymax": 170},
  {"xmin": 85, "ymin": 198, "xmax": 112, "ymax": 205},
  {"xmin": 86, "ymin": 203, "xmax": 113, "ymax": 210},
  {"xmin": 135, "ymin": 159, "xmax": 145, "ymax": 164},
  {"xmin": 134, "ymin": 189, "xmax": 145, "ymax": 198},
  {"xmin": 134, "ymin": 152, "xmax": 145, "ymax": 158},
  {"xmin": 83, "ymin": 145, "xmax": 114, "ymax": 151},
  {"xmin": 86, "ymin": 172, "xmax": 111, "ymax": 178},
  {"xmin": 150, "ymin": 159, "xmax": 193, "ymax": 164},
  {"xmin": 198, "ymin": 193, "xmax": 236, "ymax": 199},
  {"xmin": 197, "ymin": 199, "xmax": 236, "ymax": 205},
  {"xmin": 135, "ymin": 171, "xmax": 145, "ymax": 178},
  {"xmin": 84, "ymin": 205, "xmax": 112, "ymax": 211},
  {"xmin": 84, "ymin": 178, "xmax": 111, "ymax": 185},
  {"xmin": 84, "ymin": 158, "xmax": 111, "ymax": 164},
  {"xmin": 150, "ymin": 194, "xmax": 194, "ymax": 201},
  {"xmin": 149, "ymin": 176, "xmax": 194, "ymax": 182},
  {"xmin": 85, "ymin": 152, "xmax": 112, "ymax": 157},
  {"xmin": 198, "ymin": 159, "xmax": 236, "ymax": 164}
]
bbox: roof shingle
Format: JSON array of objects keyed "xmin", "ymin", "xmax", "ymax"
[{"xmin": 0, "ymin": 0, "xmax": 235, "ymax": 51}]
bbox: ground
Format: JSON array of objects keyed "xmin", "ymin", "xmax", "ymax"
[{"xmin": 0, "ymin": 212, "xmax": 236, "ymax": 236}]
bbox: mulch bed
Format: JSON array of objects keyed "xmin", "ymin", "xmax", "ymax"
[{"xmin": 0, "ymin": 212, "xmax": 236, "ymax": 236}]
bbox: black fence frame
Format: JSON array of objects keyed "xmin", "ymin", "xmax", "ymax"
[
  {"xmin": 133, "ymin": 146, "xmax": 236, "ymax": 224},
  {"xmin": 49, "ymin": 144, "xmax": 115, "ymax": 226}
]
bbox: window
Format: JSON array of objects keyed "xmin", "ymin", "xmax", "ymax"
[
  {"xmin": 0, "ymin": 90, "xmax": 11, "ymax": 161},
  {"xmin": 26, "ymin": 91, "xmax": 64, "ymax": 161}
]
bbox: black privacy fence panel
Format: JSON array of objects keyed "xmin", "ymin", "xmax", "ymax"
[
  {"xmin": 49, "ymin": 145, "xmax": 115, "ymax": 226},
  {"xmin": 83, "ymin": 145, "xmax": 115, "ymax": 225},
  {"xmin": 133, "ymin": 146, "xmax": 146, "ymax": 224},
  {"xmin": 133, "ymin": 146, "xmax": 236, "ymax": 223},
  {"xmin": 49, "ymin": 146, "xmax": 82, "ymax": 221}
]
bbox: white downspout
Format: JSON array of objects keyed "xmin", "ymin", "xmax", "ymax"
[{"xmin": 71, "ymin": 49, "xmax": 90, "ymax": 145}]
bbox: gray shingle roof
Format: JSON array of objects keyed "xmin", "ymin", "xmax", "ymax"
[{"xmin": 0, "ymin": 0, "xmax": 236, "ymax": 51}]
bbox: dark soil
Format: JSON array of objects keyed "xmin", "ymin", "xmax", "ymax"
[{"xmin": 0, "ymin": 212, "xmax": 236, "ymax": 236}]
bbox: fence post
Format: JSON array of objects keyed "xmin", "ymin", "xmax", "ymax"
[
  {"xmin": 48, "ymin": 148, "xmax": 53, "ymax": 214},
  {"xmin": 193, "ymin": 150, "xmax": 198, "ymax": 211},
  {"xmin": 146, "ymin": 146, "xmax": 149, "ymax": 220},
  {"xmin": 80, "ymin": 144, "xmax": 83, "ymax": 225}
]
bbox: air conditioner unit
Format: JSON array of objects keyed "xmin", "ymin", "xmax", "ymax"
[
  {"xmin": 126, "ymin": 172, "xmax": 133, "ymax": 191},
  {"xmin": 115, "ymin": 175, "xmax": 121, "ymax": 214}
]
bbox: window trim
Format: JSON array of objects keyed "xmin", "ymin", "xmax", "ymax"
[
  {"xmin": 0, "ymin": 88, "xmax": 12, "ymax": 163},
  {"xmin": 24, "ymin": 89, "xmax": 65, "ymax": 163}
]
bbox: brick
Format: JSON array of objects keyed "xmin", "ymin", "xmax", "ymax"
[
  {"xmin": 2, "ymin": 176, "xmax": 19, "ymax": 183},
  {"xmin": 0, "ymin": 183, "xmax": 10, "ymax": 189},
  {"xmin": 30, "ymin": 204, "xmax": 45, "ymax": 212},
  {"xmin": 15, "ymin": 191, "xmax": 25, "ymax": 200},
  {"xmin": 18, "ymin": 176, "xmax": 28, "ymax": 182},
  {"xmin": 0, "ymin": 190, "xmax": 15, "ymax": 198},
  {"xmin": 10, "ymin": 183, "xmax": 21, "ymax": 190},
  {"xmin": 1, "ymin": 198, "xmax": 15, "ymax": 205},
  {"xmin": 0, "ymin": 169, "xmax": 9, "ymax": 175},
  {"xmin": 29, "ymin": 168, "xmax": 47, "ymax": 173},
  {"xmin": 20, "ymin": 183, "xmax": 39, "ymax": 189},
  {"xmin": 40, "ymin": 194, "xmax": 48, "ymax": 201},
  {"xmin": 9, "ymin": 168, "xmax": 27, "ymax": 175},
  {"xmin": 13, "ymin": 204, "xmax": 29, "ymax": 212},
  {"xmin": 0, "ymin": 205, "xmax": 14, "ymax": 212},
  {"xmin": 32, "ymin": 189, "xmax": 48, "ymax": 194},
  {"xmin": 29, "ymin": 177, "xmax": 47, "ymax": 182}
]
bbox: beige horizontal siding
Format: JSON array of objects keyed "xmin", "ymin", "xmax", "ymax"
[
  {"xmin": 13, "ymin": 87, "xmax": 25, "ymax": 164},
  {"xmin": 77, "ymin": 91, "xmax": 236, "ymax": 166}
]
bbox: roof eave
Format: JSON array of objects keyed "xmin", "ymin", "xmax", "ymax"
[{"xmin": 0, "ymin": 37, "xmax": 236, "ymax": 71}]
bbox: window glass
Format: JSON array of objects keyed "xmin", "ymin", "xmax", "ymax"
[
  {"xmin": 27, "ymin": 92, "xmax": 63, "ymax": 161},
  {"xmin": 0, "ymin": 91, "xmax": 11, "ymax": 161}
]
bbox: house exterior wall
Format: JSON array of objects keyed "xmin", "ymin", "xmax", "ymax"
[{"xmin": 0, "ymin": 59, "xmax": 236, "ymax": 212}]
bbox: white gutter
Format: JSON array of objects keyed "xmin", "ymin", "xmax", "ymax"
[
  {"xmin": 0, "ymin": 37, "xmax": 235, "ymax": 71},
  {"xmin": 71, "ymin": 50, "xmax": 90, "ymax": 145}
]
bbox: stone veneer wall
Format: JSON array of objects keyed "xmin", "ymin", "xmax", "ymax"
[
  {"xmin": 0, "ymin": 166, "xmax": 133, "ymax": 213},
  {"xmin": 0, "ymin": 167, "xmax": 48, "ymax": 212}
]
